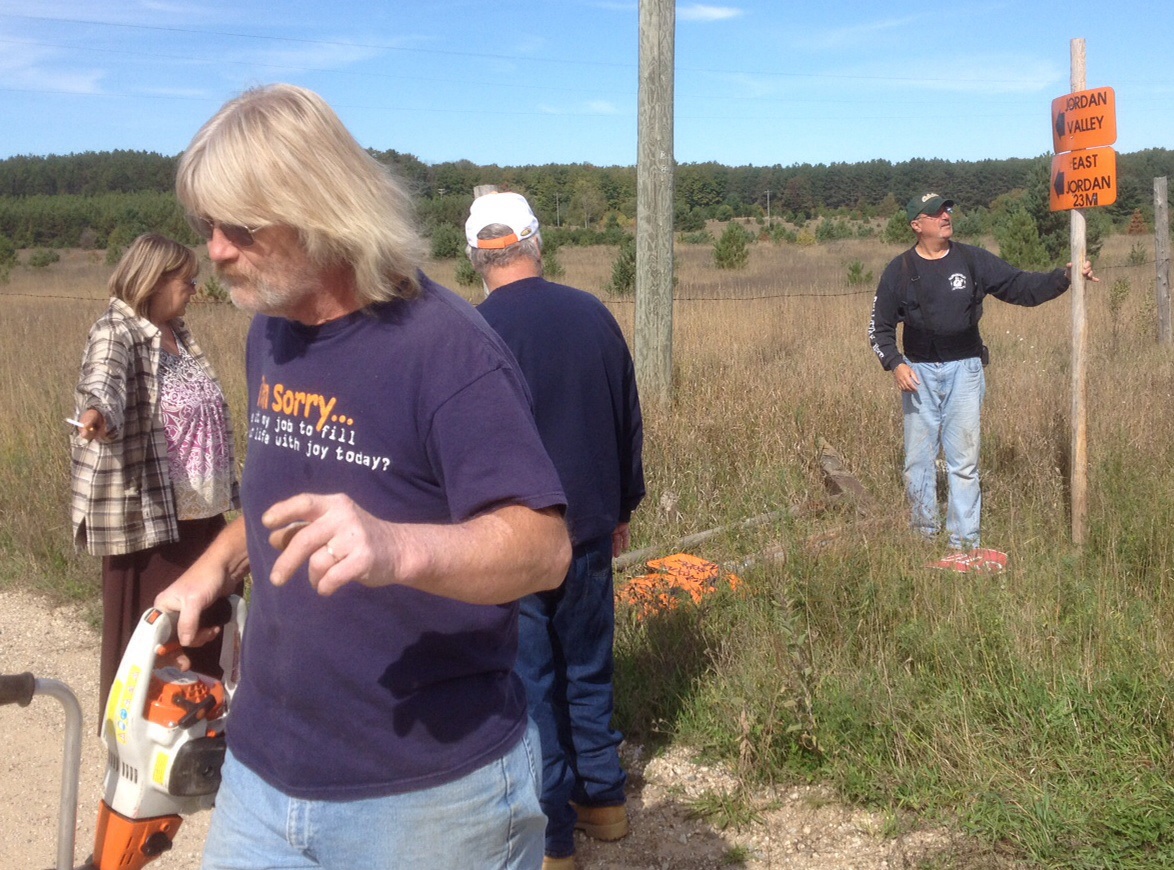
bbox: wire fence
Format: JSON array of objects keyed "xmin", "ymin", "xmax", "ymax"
[{"xmin": 0, "ymin": 255, "xmax": 1162, "ymax": 305}]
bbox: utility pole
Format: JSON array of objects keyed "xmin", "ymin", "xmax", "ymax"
[
  {"xmin": 636, "ymin": 0, "xmax": 675, "ymax": 407},
  {"xmin": 1156, "ymin": 176, "xmax": 1171, "ymax": 345},
  {"xmin": 766, "ymin": 189, "xmax": 771, "ymax": 223}
]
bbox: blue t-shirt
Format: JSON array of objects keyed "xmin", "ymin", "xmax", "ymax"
[{"xmin": 229, "ymin": 275, "xmax": 566, "ymax": 800}]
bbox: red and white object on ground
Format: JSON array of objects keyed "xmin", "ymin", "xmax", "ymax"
[{"xmin": 928, "ymin": 548, "xmax": 1009, "ymax": 574}]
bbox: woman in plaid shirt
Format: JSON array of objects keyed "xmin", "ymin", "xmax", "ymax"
[{"xmin": 70, "ymin": 233, "xmax": 240, "ymax": 720}]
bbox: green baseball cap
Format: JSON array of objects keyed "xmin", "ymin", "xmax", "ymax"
[{"xmin": 906, "ymin": 192, "xmax": 955, "ymax": 222}]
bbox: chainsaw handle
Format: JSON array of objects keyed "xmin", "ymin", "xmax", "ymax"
[
  {"xmin": 0, "ymin": 672, "xmax": 36, "ymax": 707},
  {"xmin": 199, "ymin": 596, "xmax": 235, "ymax": 630}
]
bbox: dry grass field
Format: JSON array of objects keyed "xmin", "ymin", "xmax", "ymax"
[{"xmin": 2, "ymin": 229, "xmax": 1173, "ymax": 867}]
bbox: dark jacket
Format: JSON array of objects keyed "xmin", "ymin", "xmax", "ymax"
[
  {"xmin": 868, "ymin": 241, "xmax": 1070, "ymax": 371},
  {"xmin": 479, "ymin": 276, "xmax": 645, "ymax": 546}
]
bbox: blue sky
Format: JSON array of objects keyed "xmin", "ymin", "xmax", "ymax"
[{"xmin": 0, "ymin": 1, "xmax": 1169, "ymax": 169}]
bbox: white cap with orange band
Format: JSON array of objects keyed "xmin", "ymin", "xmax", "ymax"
[{"xmin": 465, "ymin": 192, "xmax": 540, "ymax": 249}]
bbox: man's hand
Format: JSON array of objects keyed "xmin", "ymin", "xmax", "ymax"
[
  {"xmin": 1066, "ymin": 259, "xmax": 1099, "ymax": 283},
  {"xmin": 612, "ymin": 522, "xmax": 631, "ymax": 558},
  {"xmin": 262, "ymin": 492, "xmax": 570, "ymax": 604},
  {"xmin": 264, "ymin": 493, "xmax": 394, "ymax": 596},
  {"xmin": 893, "ymin": 362, "xmax": 920, "ymax": 393},
  {"xmin": 154, "ymin": 517, "xmax": 248, "ymax": 659},
  {"xmin": 153, "ymin": 564, "xmax": 227, "ymax": 669}
]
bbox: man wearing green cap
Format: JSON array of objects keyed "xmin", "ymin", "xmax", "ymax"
[{"xmin": 868, "ymin": 192, "xmax": 1097, "ymax": 553}]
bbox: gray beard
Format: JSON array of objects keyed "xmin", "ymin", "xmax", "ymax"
[{"xmin": 223, "ymin": 273, "xmax": 313, "ymax": 318}]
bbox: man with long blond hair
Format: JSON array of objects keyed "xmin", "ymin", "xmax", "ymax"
[{"xmin": 157, "ymin": 84, "xmax": 570, "ymax": 869}]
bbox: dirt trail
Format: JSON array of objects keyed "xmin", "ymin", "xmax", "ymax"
[{"xmin": 0, "ymin": 589, "xmax": 1016, "ymax": 869}]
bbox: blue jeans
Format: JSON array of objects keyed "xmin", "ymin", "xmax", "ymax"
[
  {"xmin": 515, "ymin": 534, "xmax": 626, "ymax": 859},
  {"xmin": 201, "ymin": 724, "xmax": 545, "ymax": 869},
  {"xmin": 903, "ymin": 358, "xmax": 986, "ymax": 549}
]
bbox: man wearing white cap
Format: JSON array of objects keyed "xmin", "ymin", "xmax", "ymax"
[
  {"xmin": 468, "ymin": 191, "xmax": 645, "ymax": 870},
  {"xmin": 869, "ymin": 192, "xmax": 1096, "ymax": 556}
]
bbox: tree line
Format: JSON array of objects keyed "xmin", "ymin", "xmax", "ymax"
[{"xmin": 1, "ymin": 147, "xmax": 1171, "ymax": 254}]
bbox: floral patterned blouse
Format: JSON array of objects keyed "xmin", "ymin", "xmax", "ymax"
[{"xmin": 159, "ymin": 341, "xmax": 235, "ymax": 520}]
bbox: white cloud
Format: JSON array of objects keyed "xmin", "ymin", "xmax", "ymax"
[
  {"xmin": 513, "ymin": 36, "xmax": 549, "ymax": 56},
  {"xmin": 538, "ymin": 99, "xmax": 622, "ymax": 116},
  {"xmin": 920, "ymin": 60, "xmax": 1060, "ymax": 95},
  {"xmin": 243, "ymin": 42, "xmax": 382, "ymax": 73},
  {"xmin": 805, "ymin": 16, "xmax": 922, "ymax": 51},
  {"xmin": 0, "ymin": 41, "xmax": 104, "ymax": 93},
  {"xmin": 140, "ymin": 85, "xmax": 210, "ymax": 99},
  {"xmin": 138, "ymin": 0, "xmax": 206, "ymax": 15},
  {"xmin": 0, "ymin": 0, "xmax": 203, "ymax": 26},
  {"xmin": 712, "ymin": 72, "xmax": 780, "ymax": 99},
  {"xmin": 678, "ymin": 5, "xmax": 743, "ymax": 22},
  {"xmin": 870, "ymin": 55, "xmax": 1061, "ymax": 96}
]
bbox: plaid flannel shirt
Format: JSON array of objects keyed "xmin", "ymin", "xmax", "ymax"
[{"xmin": 70, "ymin": 298, "xmax": 239, "ymax": 556}]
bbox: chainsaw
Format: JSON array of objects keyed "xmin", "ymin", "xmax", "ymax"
[{"xmin": 91, "ymin": 595, "xmax": 246, "ymax": 870}]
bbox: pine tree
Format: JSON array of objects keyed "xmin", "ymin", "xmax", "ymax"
[
  {"xmin": 882, "ymin": 210, "xmax": 911, "ymax": 245},
  {"xmin": 713, "ymin": 223, "xmax": 750, "ymax": 270},
  {"xmin": 607, "ymin": 235, "xmax": 636, "ymax": 296},
  {"xmin": 0, "ymin": 234, "xmax": 14, "ymax": 284},
  {"xmin": 995, "ymin": 208, "xmax": 1050, "ymax": 270}
]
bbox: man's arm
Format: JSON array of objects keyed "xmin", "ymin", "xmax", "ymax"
[
  {"xmin": 155, "ymin": 516, "xmax": 250, "ymax": 647},
  {"xmin": 262, "ymin": 493, "xmax": 570, "ymax": 604},
  {"xmin": 619, "ymin": 351, "xmax": 646, "ymax": 519},
  {"xmin": 868, "ymin": 259, "xmax": 907, "ymax": 372},
  {"xmin": 972, "ymin": 245, "xmax": 1093, "ymax": 307},
  {"xmin": 612, "ymin": 522, "xmax": 631, "ymax": 558},
  {"xmin": 869, "ymin": 259, "xmax": 921, "ymax": 393}
]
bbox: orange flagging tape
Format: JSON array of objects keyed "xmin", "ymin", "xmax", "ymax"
[{"xmin": 618, "ymin": 553, "xmax": 741, "ymax": 619}]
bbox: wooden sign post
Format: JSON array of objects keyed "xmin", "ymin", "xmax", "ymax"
[{"xmin": 1049, "ymin": 39, "xmax": 1117, "ymax": 545}]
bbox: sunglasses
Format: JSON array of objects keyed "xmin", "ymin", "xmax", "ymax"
[
  {"xmin": 918, "ymin": 207, "xmax": 953, "ymax": 221},
  {"xmin": 186, "ymin": 214, "xmax": 263, "ymax": 248}
]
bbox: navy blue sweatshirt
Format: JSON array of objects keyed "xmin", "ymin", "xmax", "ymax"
[{"xmin": 479, "ymin": 276, "xmax": 645, "ymax": 546}]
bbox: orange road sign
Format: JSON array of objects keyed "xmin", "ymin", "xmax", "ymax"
[
  {"xmin": 1052, "ymin": 87, "xmax": 1117, "ymax": 153},
  {"xmin": 1050, "ymin": 146, "xmax": 1117, "ymax": 211}
]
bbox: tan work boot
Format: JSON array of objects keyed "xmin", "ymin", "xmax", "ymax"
[
  {"xmin": 542, "ymin": 855, "xmax": 575, "ymax": 870},
  {"xmin": 571, "ymin": 802, "xmax": 629, "ymax": 841}
]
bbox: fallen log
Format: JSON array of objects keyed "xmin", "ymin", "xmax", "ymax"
[{"xmin": 616, "ymin": 439, "xmax": 876, "ymax": 571}]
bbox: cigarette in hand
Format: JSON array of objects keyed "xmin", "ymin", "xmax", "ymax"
[{"xmin": 67, "ymin": 417, "xmax": 99, "ymax": 433}]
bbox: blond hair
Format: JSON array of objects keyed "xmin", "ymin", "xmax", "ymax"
[
  {"xmin": 109, "ymin": 233, "xmax": 198, "ymax": 317},
  {"xmin": 176, "ymin": 83, "xmax": 425, "ymax": 304}
]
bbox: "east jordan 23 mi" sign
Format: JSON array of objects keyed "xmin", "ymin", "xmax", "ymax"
[{"xmin": 1049, "ymin": 87, "xmax": 1117, "ymax": 212}]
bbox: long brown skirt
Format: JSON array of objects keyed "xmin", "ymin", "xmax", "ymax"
[{"xmin": 98, "ymin": 514, "xmax": 242, "ymax": 728}]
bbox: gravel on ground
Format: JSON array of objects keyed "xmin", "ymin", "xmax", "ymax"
[{"xmin": 0, "ymin": 588, "xmax": 1020, "ymax": 869}]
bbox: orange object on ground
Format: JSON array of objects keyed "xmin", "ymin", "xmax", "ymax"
[{"xmin": 618, "ymin": 553, "xmax": 740, "ymax": 618}]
